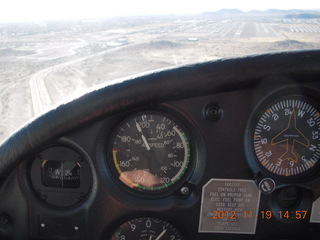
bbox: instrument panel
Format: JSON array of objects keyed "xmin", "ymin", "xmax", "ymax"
[{"xmin": 23, "ymin": 83, "xmax": 320, "ymax": 239}]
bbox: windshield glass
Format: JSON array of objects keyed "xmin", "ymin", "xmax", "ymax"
[{"xmin": 1, "ymin": 1, "xmax": 320, "ymax": 143}]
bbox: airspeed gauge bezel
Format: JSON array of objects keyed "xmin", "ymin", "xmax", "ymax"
[{"xmin": 106, "ymin": 108, "xmax": 196, "ymax": 198}]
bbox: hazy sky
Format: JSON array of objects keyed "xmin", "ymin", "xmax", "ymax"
[{"xmin": 1, "ymin": 0, "xmax": 319, "ymax": 23}]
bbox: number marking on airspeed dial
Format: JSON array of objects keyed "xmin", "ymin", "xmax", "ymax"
[{"xmin": 253, "ymin": 96, "xmax": 320, "ymax": 177}]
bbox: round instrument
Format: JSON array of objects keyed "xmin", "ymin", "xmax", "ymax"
[
  {"xmin": 251, "ymin": 95, "xmax": 320, "ymax": 177},
  {"xmin": 110, "ymin": 217, "xmax": 184, "ymax": 240},
  {"xmin": 109, "ymin": 112, "xmax": 191, "ymax": 192},
  {"xmin": 30, "ymin": 145, "xmax": 92, "ymax": 208}
]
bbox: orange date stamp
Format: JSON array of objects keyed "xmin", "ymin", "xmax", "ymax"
[
  {"xmin": 212, "ymin": 210, "xmax": 253, "ymax": 220},
  {"xmin": 212, "ymin": 210, "xmax": 309, "ymax": 220}
]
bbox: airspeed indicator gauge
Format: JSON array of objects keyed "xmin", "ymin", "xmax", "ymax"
[
  {"xmin": 109, "ymin": 112, "xmax": 192, "ymax": 192},
  {"xmin": 250, "ymin": 95, "xmax": 320, "ymax": 178}
]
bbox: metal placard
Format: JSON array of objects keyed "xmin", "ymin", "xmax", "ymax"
[
  {"xmin": 199, "ymin": 179, "xmax": 261, "ymax": 234},
  {"xmin": 311, "ymin": 197, "xmax": 320, "ymax": 223}
]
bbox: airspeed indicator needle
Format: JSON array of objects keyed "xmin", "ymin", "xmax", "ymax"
[
  {"xmin": 135, "ymin": 119, "xmax": 151, "ymax": 150},
  {"xmin": 135, "ymin": 119, "xmax": 142, "ymax": 132},
  {"xmin": 142, "ymin": 134, "xmax": 151, "ymax": 150}
]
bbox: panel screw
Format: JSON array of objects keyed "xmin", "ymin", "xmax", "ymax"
[
  {"xmin": 179, "ymin": 185, "xmax": 191, "ymax": 197},
  {"xmin": 204, "ymin": 103, "xmax": 223, "ymax": 121}
]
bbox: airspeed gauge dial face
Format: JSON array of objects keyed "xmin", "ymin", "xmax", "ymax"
[
  {"xmin": 252, "ymin": 95, "xmax": 320, "ymax": 177},
  {"xmin": 110, "ymin": 112, "xmax": 191, "ymax": 192}
]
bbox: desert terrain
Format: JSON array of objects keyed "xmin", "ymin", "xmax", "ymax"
[{"xmin": 1, "ymin": 11, "xmax": 320, "ymax": 143}]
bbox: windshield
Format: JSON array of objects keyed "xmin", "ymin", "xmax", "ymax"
[{"xmin": 1, "ymin": 1, "xmax": 320, "ymax": 143}]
